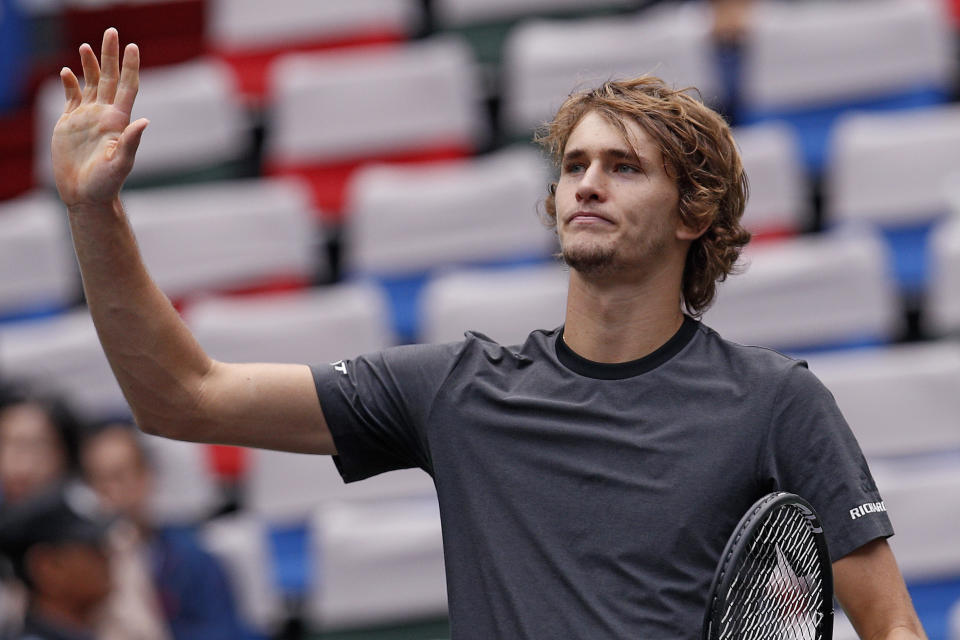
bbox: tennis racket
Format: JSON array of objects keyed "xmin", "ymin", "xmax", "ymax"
[{"xmin": 702, "ymin": 492, "xmax": 833, "ymax": 640}]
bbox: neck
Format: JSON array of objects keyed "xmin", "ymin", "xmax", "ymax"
[{"xmin": 562, "ymin": 264, "xmax": 686, "ymax": 363}]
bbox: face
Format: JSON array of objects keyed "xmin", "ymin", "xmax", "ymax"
[
  {"xmin": 0, "ymin": 404, "xmax": 68, "ymax": 503},
  {"xmin": 81, "ymin": 428, "xmax": 151, "ymax": 525},
  {"xmin": 30, "ymin": 542, "xmax": 112, "ymax": 610},
  {"xmin": 554, "ymin": 111, "xmax": 693, "ymax": 280}
]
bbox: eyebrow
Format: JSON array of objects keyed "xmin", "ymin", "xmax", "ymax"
[{"xmin": 562, "ymin": 147, "xmax": 644, "ymax": 165}]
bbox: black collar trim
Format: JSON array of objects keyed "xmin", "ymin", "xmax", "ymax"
[{"xmin": 555, "ymin": 316, "xmax": 699, "ymax": 380}]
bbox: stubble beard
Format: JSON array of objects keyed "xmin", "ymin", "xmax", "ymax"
[
  {"xmin": 560, "ymin": 231, "xmax": 672, "ymax": 280},
  {"xmin": 561, "ymin": 241, "xmax": 619, "ymax": 277}
]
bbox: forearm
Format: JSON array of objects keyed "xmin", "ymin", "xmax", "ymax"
[
  {"xmin": 67, "ymin": 197, "xmax": 214, "ymax": 437},
  {"xmin": 834, "ymin": 539, "xmax": 927, "ymax": 640}
]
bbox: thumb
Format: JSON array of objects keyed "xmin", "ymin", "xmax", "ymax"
[{"xmin": 117, "ymin": 118, "xmax": 149, "ymax": 171}]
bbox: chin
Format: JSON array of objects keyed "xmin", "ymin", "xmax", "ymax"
[{"xmin": 561, "ymin": 242, "xmax": 618, "ymax": 276}]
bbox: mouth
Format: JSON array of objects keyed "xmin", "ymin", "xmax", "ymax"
[{"xmin": 567, "ymin": 211, "xmax": 614, "ymax": 226}]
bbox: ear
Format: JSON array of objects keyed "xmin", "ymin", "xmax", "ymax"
[{"xmin": 676, "ymin": 214, "xmax": 710, "ymax": 242}]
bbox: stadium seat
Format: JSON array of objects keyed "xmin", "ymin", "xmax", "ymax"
[
  {"xmin": 0, "ymin": 0, "xmax": 27, "ymax": 112},
  {"xmin": 703, "ymin": 230, "xmax": 901, "ymax": 352},
  {"xmin": 140, "ymin": 432, "xmax": 222, "ymax": 526},
  {"xmin": 500, "ymin": 3, "xmax": 720, "ymax": 140},
  {"xmin": 208, "ymin": 0, "xmax": 422, "ymax": 102},
  {"xmin": 733, "ymin": 122, "xmax": 810, "ymax": 238},
  {"xmin": 184, "ymin": 283, "xmax": 434, "ymax": 518},
  {"xmin": 0, "ymin": 309, "xmax": 221, "ymax": 524},
  {"xmin": 740, "ymin": 0, "xmax": 955, "ymax": 174},
  {"xmin": 202, "ymin": 513, "xmax": 284, "ymax": 634},
  {"xmin": 60, "ymin": 0, "xmax": 204, "ymax": 68},
  {"xmin": 263, "ymin": 36, "xmax": 487, "ymax": 218},
  {"xmin": 806, "ymin": 342, "xmax": 960, "ymax": 459},
  {"xmin": 0, "ymin": 107, "xmax": 34, "ymax": 201},
  {"xmin": 0, "ymin": 309, "xmax": 124, "ymax": 419},
  {"xmin": 420, "ymin": 263, "xmax": 567, "ymax": 345},
  {"xmin": 433, "ymin": 0, "xmax": 633, "ymax": 27},
  {"xmin": 870, "ymin": 455, "xmax": 960, "ymax": 581},
  {"xmin": 824, "ymin": 105, "xmax": 960, "ymax": 295},
  {"xmin": 35, "ymin": 58, "xmax": 251, "ymax": 188},
  {"xmin": 0, "ymin": 192, "xmax": 79, "ymax": 322},
  {"xmin": 927, "ymin": 209, "xmax": 960, "ymax": 336},
  {"xmin": 307, "ymin": 497, "xmax": 446, "ymax": 630},
  {"xmin": 343, "ymin": 146, "xmax": 555, "ymax": 341},
  {"xmin": 117, "ymin": 178, "xmax": 321, "ymax": 303}
]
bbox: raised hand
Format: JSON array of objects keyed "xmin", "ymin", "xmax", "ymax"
[{"xmin": 51, "ymin": 28, "xmax": 149, "ymax": 209}]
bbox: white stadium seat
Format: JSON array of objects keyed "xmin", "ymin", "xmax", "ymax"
[
  {"xmin": 209, "ymin": 0, "xmax": 421, "ymax": 52},
  {"xmin": 185, "ymin": 284, "xmax": 435, "ymax": 522},
  {"xmin": 201, "ymin": 513, "xmax": 283, "ymax": 633},
  {"xmin": 120, "ymin": 178, "xmax": 321, "ymax": 300},
  {"xmin": 308, "ymin": 497, "xmax": 446, "ymax": 630},
  {"xmin": 0, "ymin": 192, "xmax": 78, "ymax": 318},
  {"xmin": 0, "ymin": 309, "xmax": 126, "ymax": 420},
  {"xmin": 806, "ymin": 342, "xmax": 960, "ymax": 459},
  {"xmin": 185, "ymin": 282, "xmax": 394, "ymax": 368},
  {"xmin": 734, "ymin": 122, "xmax": 810, "ymax": 236},
  {"xmin": 825, "ymin": 105, "xmax": 960, "ymax": 226},
  {"xmin": 501, "ymin": 3, "xmax": 719, "ymax": 136},
  {"xmin": 420, "ymin": 263, "xmax": 567, "ymax": 345},
  {"xmin": 264, "ymin": 36, "xmax": 487, "ymax": 165},
  {"xmin": 704, "ymin": 230, "xmax": 901, "ymax": 351},
  {"xmin": 140, "ymin": 432, "xmax": 222, "ymax": 526},
  {"xmin": 36, "ymin": 58, "xmax": 250, "ymax": 183},
  {"xmin": 344, "ymin": 146, "xmax": 555, "ymax": 276},
  {"xmin": 0, "ymin": 309, "xmax": 220, "ymax": 524},
  {"xmin": 928, "ymin": 209, "xmax": 960, "ymax": 336},
  {"xmin": 433, "ymin": 0, "xmax": 633, "ymax": 27},
  {"xmin": 742, "ymin": 0, "xmax": 955, "ymax": 112},
  {"xmin": 870, "ymin": 455, "xmax": 960, "ymax": 581}
]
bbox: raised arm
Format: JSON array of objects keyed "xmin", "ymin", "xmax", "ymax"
[{"xmin": 51, "ymin": 28, "xmax": 334, "ymax": 454}]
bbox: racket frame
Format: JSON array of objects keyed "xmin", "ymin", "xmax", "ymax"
[{"xmin": 701, "ymin": 491, "xmax": 834, "ymax": 640}]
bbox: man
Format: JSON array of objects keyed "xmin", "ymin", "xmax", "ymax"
[
  {"xmin": 79, "ymin": 422, "xmax": 258, "ymax": 640},
  {"xmin": 51, "ymin": 28, "xmax": 925, "ymax": 638},
  {"xmin": 0, "ymin": 483, "xmax": 113, "ymax": 640}
]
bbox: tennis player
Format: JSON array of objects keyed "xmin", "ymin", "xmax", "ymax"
[{"xmin": 51, "ymin": 28, "xmax": 926, "ymax": 639}]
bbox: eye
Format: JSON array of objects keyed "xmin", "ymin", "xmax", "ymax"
[
  {"xmin": 615, "ymin": 163, "xmax": 640, "ymax": 174},
  {"xmin": 562, "ymin": 162, "xmax": 585, "ymax": 174}
]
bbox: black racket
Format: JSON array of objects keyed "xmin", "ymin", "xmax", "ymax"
[{"xmin": 702, "ymin": 492, "xmax": 834, "ymax": 640}]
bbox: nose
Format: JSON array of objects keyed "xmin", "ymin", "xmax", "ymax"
[{"xmin": 575, "ymin": 162, "xmax": 606, "ymax": 202}]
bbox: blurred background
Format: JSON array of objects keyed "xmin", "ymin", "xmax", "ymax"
[{"xmin": 1, "ymin": 0, "xmax": 959, "ymax": 638}]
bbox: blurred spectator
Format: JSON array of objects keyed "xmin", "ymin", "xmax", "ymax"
[
  {"xmin": 0, "ymin": 388, "xmax": 82, "ymax": 506},
  {"xmin": 0, "ymin": 482, "xmax": 114, "ymax": 640},
  {"xmin": 81, "ymin": 422, "xmax": 260, "ymax": 640}
]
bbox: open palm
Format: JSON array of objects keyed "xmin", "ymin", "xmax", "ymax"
[{"xmin": 51, "ymin": 28, "xmax": 149, "ymax": 208}]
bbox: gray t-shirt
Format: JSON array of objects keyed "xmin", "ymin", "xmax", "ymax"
[{"xmin": 312, "ymin": 317, "xmax": 892, "ymax": 639}]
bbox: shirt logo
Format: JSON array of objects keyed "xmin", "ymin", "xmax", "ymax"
[
  {"xmin": 331, "ymin": 360, "xmax": 347, "ymax": 375},
  {"xmin": 849, "ymin": 501, "xmax": 887, "ymax": 520}
]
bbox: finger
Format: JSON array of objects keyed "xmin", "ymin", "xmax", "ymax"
[
  {"xmin": 79, "ymin": 43, "xmax": 100, "ymax": 102},
  {"xmin": 60, "ymin": 67, "xmax": 82, "ymax": 112},
  {"xmin": 116, "ymin": 118, "xmax": 149, "ymax": 173},
  {"xmin": 98, "ymin": 27, "xmax": 120, "ymax": 104},
  {"xmin": 114, "ymin": 43, "xmax": 140, "ymax": 117}
]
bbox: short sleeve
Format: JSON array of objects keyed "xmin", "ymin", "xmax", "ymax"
[
  {"xmin": 759, "ymin": 362, "xmax": 894, "ymax": 562},
  {"xmin": 311, "ymin": 341, "xmax": 464, "ymax": 482}
]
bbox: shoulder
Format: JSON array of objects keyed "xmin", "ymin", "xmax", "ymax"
[{"xmin": 691, "ymin": 321, "xmax": 810, "ymax": 384}]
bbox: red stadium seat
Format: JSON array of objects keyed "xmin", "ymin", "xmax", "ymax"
[
  {"xmin": 0, "ymin": 107, "xmax": 33, "ymax": 201},
  {"xmin": 62, "ymin": 0, "xmax": 206, "ymax": 69}
]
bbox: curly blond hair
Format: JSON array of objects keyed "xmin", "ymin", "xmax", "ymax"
[{"xmin": 535, "ymin": 76, "xmax": 751, "ymax": 316}]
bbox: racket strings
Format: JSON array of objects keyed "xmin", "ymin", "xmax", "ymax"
[{"xmin": 717, "ymin": 505, "xmax": 826, "ymax": 640}]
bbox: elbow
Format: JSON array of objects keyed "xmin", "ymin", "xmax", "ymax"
[{"xmin": 130, "ymin": 399, "xmax": 210, "ymax": 442}]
